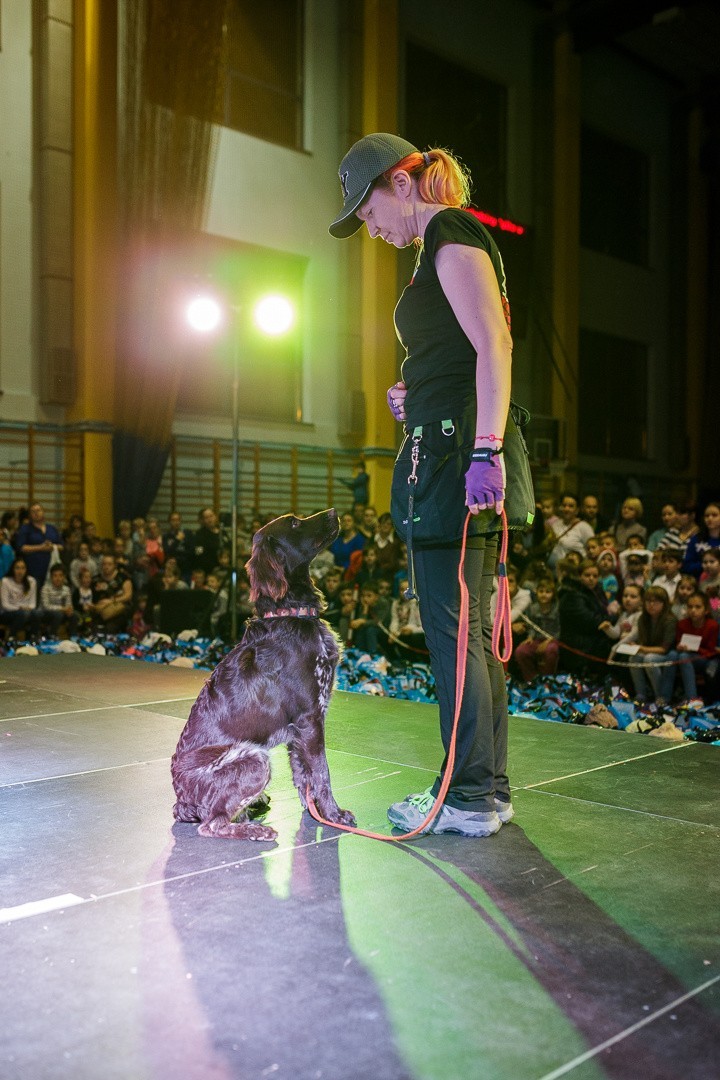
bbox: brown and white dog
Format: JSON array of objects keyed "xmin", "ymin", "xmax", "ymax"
[{"xmin": 171, "ymin": 508, "xmax": 356, "ymax": 841}]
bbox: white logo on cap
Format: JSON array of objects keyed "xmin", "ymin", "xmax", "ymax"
[{"xmin": 340, "ymin": 170, "xmax": 350, "ymax": 198}]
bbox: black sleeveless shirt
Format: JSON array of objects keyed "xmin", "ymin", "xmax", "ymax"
[{"xmin": 394, "ymin": 208, "xmax": 510, "ymax": 426}]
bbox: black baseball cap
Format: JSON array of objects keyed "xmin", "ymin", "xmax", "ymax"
[{"xmin": 329, "ymin": 133, "xmax": 419, "ymax": 238}]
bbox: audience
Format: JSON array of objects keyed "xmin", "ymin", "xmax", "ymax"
[{"xmin": 1, "ymin": 489, "xmax": 719, "ymax": 723}]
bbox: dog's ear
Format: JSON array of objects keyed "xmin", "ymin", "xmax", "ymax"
[{"xmin": 247, "ymin": 536, "xmax": 288, "ymax": 602}]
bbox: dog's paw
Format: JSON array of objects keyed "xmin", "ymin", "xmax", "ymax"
[
  {"xmin": 245, "ymin": 823, "xmax": 278, "ymax": 842},
  {"xmin": 329, "ymin": 808, "xmax": 356, "ymax": 828}
]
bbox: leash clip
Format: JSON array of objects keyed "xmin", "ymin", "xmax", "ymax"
[{"xmin": 408, "ymin": 432, "xmax": 422, "ymax": 486}]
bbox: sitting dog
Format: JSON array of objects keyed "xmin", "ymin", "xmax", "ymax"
[{"xmin": 171, "ymin": 508, "xmax": 356, "ymax": 841}]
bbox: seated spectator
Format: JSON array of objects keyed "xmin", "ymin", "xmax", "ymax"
[
  {"xmin": 683, "ymin": 502, "xmax": 720, "ymax": 579},
  {"xmin": 0, "ymin": 532, "xmax": 14, "ymax": 578},
  {"xmin": 547, "ymin": 494, "xmax": 594, "ymax": 570},
  {"xmin": 91, "ymin": 554, "xmax": 133, "ymax": 632},
  {"xmin": 558, "ymin": 560, "xmax": 613, "ymax": 678},
  {"xmin": 658, "ymin": 501, "xmax": 699, "ymax": 556},
  {"xmin": 387, "ymin": 577, "xmax": 425, "ymax": 656},
  {"xmin": 310, "ymin": 544, "xmax": 336, "ymax": 586},
  {"xmin": 580, "ymin": 494, "xmax": 608, "ymax": 534},
  {"xmin": 507, "ymin": 568, "xmax": 532, "ymax": 648},
  {"xmin": 659, "ymin": 591, "xmax": 719, "ymax": 706},
  {"xmin": 112, "ymin": 536, "xmax": 132, "ymax": 576},
  {"xmin": 40, "ymin": 563, "xmax": 76, "ymax": 637},
  {"xmin": 699, "ymin": 549, "xmax": 720, "ymax": 616},
  {"xmin": 358, "ymin": 505, "xmax": 379, "ymax": 541},
  {"xmin": 116, "ymin": 519, "xmax": 136, "ymax": 561},
  {"xmin": 607, "ymin": 582, "xmax": 644, "ymax": 652},
  {"xmin": 619, "ymin": 549, "xmax": 651, "ymax": 589},
  {"xmin": 330, "ymin": 511, "xmax": 366, "ymax": 574},
  {"xmin": 596, "ymin": 550, "xmax": 619, "ymax": 604},
  {"xmin": 649, "ymin": 548, "xmax": 665, "ymax": 581},
  {"xmin": 624, "ymin": 586, "xmax": 677, "ymax": 703},
  {"xmin": 69, "ymin": 541, "xmax": 99, "ymax": 589},
  {"xmin": 585, "ymin": 535, "xmax": 602, "ymax": 562},
  {"xmin": 143, "ymin": 519, "xmax": 165, "ymax": 578},
  {"xmin": 613, "ymin": 497, "xmax": 647, "ymax": 550},
  {"xmin": 514, "ymin": 577, "xmax": 560, "ymax": 682},
  {"xmin": 374, "ymin": 513, "xmax": 402, "ymax": 576},
  {"xmin": 519, "ymin": 559, "xmax": 550, "ymax": 599},
  {"xmin": 163, "ymin": 512, "xmax": 194, "ymax": 580},
  {"xmin": 190, "ymin": 568, "xmax": 208, "ymax": 590},
  {"xmin": 0, "ymin": 558, "xmax": 41, "ymax": 639},
  {"xmin": 214, "ymin": 548, "xmax": 232, "ymax": 589},
  {"xmin": 652, "ymin": 550, "xmax": 683, "ymax": 602},
  {"xmin": 206, "ymin": 571, "xmax": 229, "ymax": 638},
  {"xmin": 335, "ymin": 584, "xmax": 357, "ymax": 642},
  {"xmin": 192, "ymin": 507, "xmax": 222, "ymax": 576},
  {"xmin": 392, "ymin": 545, "xmax": 409, "ymax": 597},
  {"xmin": 72, "ymin": 566, "xmax": 95, "ymax": 632},
  {"xmin": 152, "ymin": 564, "xmax": 189, "ymax": 625},
  {"xmin": 1, "ymin": 509, "xmax": 19, "ymax": 545},
  {"xmin": 647, "ymin": 503, "xmax": 678, "ymax": 552},
  {"xmin": 597, "ymin": 531, "xmax": 616, "ymax": 552},
  {"xmin": 321, "ymin": 567, "xmax": 343, "ymax": 604},
  {"xmin": 348, "ymin": 582, "xmax": 383, "ymax": 654},
  {"xmin": 130, "ymin": 594, "xmax": 151, "ymax": 640},
  {"xmin": 352, "ymin": 544, "xmax": 384, "ymax": 588},
  {"xmin": 672, "ymin": 574, "xmax": 699, "ymax": 621}
]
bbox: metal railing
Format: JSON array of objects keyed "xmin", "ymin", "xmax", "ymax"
[{"xmin": 149, "ymin": 436, "xmax": 371, "ymax": 523}]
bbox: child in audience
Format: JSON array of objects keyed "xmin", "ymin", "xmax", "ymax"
[
  {"xmin": 388, "ymin": 577, "xmax": 425, "ymax": 656},
  {"xmin": 72, "ymin": 566, "xmax": 95, "ymax": 631},
  {"xmin": 206, "ymin": 571, "xmax": 229, "ymax": 637},
  {"xmin": 607, "ymin": 583, "xmax": 643, "ymax": 652},
  {"xmin": 626, "ymin": 586, "xmax": 677, "ymax": 704},
  {"xmin": 620, "ymin": 551, "xmax": 650, "ymax": 589},
  {"xmin": 585, "ymin": 536, "xmax": 602, "ymax": 561},
  {"xmin": 348, "ymin": 582, "xmax": 382, "ymax": 654},
  {"xmin": 130, "ymin": 594, "xmax": 151, "ymax": 640},
  {"xmin": 514, "ymin": 578, "xmax": 560, "ymax": 681},
  {"xmin": 699, "ymin": 549, "xmax": 720, "ymax": 615},
  {"xmin": 69, "ymin": 541, "xmax": 98, "ymax": 589},
  {"xmin": 596, "ymin": 550, "xmax": 619, "ymax": 604},
  {"xmin": 672, "ymin": 574, "xmax": 699, "ymax": 621},
  {"xmin": 653, "ymin": 549, "xmax": 683, "ymax": 602},
  {"xmin": 660, "ymin": 591, "xmax": 719, "ymax": 705},
  {"xmin": 40, "ymin": 563, "xmax": 76, "ymax": 637}
]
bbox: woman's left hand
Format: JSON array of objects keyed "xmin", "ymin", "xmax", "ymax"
[{"xmin": 464, "ymin": 457, "xmax": 505, "ymax": 515}]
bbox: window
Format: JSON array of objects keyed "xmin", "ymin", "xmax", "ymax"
[
  {"xmin": 404, "ymin": 41, "xmax": 507, "ymax": 215},
  {"xmin": 580, "ymin": 127, "xmax": 649, "ymax": 265},
  {"xmin": 220, "ymin": 0, "xmax": 304, "ymax": 150},
  {"xmin": 578, "ymin": 328, "xmax": 648, "ymax": 459}
]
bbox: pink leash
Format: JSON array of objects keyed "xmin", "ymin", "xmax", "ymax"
[{"xmin": 306, "ymin": 509, "xmax": 511, "ymax": 840}]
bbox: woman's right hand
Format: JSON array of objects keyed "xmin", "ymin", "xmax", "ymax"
[{"xmin": 387, "ymin": 381, "xmax": 407, "ymax": 422}]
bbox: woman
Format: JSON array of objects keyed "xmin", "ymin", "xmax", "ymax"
[
  {"xmin": 546, "ymin": 493, "xmax": 594, "ymax": 570},
  {"xmin": 0, "ymin": 557, "xmax": 41, "ymax": 639},
  {"xmin": 557, "ymin": 560, "xmax": 613, "ymax": 679},
  {"xmin": 682, "ymin": 502, "xmax": 720, "ymax": 579},
  {"xmin": 329, "ymin": 132, "xmax": 515, "ymax": 836}
]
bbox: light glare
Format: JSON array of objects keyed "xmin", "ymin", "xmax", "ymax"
[
  {"xmin": 254, "ymin": 295, "xmax": 295, "ymax": 336},
  {"xmin": 186, "ymin": 296, "xmax": 223, "ymax": 334}
]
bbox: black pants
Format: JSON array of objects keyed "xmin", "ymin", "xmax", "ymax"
[{"xmin": 413, "ymin": 535, "xmax": 509, "ymax": 813}]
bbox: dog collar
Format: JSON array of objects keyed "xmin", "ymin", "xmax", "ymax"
[{"xmin": 263, "ymin": 605, "xmax": 320, "ymax": 619}]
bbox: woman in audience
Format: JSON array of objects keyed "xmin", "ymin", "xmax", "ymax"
[
  {"xmin": 647, "ymin": 503, "xmax": 677, "ymax": 551},
  {"xmin": 683, "ymin": 502, "xmax": 720, "ymax": 579},
  {"xmin": 0, "ymin": 558, "xmax": 41, "ymax": 639},
  {"xmin": 558, "ymin": 559, "xmax": 614, "ymax": 678}
]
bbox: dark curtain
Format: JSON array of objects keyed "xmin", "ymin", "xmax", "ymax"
[{"xmin": 113, "ymin": 0, "xmax": 229, "ymax": 523}]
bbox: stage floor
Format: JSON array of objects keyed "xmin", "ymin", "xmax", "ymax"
[{"xmin": 1, "ymin": 654, "xmax": 718, "ymax": 1080}]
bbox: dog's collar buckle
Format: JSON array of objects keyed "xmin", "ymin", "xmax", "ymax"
[{"xmin": 263, "ymin": 605, "xmax": 320, "ymax": 619}]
